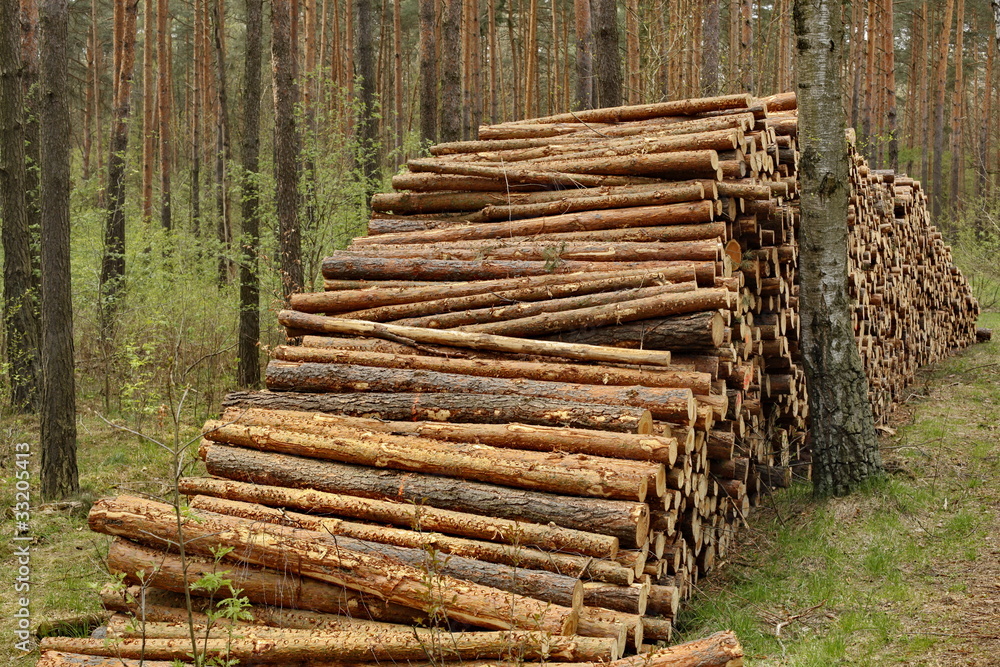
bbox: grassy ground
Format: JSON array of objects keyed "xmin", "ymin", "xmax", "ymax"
[{"xmin": 2, "ymin": 314, "xmax": 997, "ymax": 665}]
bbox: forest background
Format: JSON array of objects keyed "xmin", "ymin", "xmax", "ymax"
[{"xmin": 2, "ymin": 0, "xmax": 1000, "ymax": 475}]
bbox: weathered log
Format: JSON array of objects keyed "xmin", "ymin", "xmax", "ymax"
[
  {"xmin": 90, "ymin": 496, "xmax": 579, "ymax": 635},
  {"xmin": 475, "ymin": 189, "xmax": 720, "ymax": 222},
  {"xmin": 460, "ymin": 289, "xmax": 732, "ymax": 338},
  {"xmin": 349, "ymin": 200, "xmax": 716, "ymax": 246},
  {"xmin": 544, "ymin": 311, "xmax": 726, "ymax": 351},
  {"xmin": 615, "ymin": 630, "xmax": 743, "ymax": 666},
  {"xmin": 754, "ymin": 464, "xmax": 792, "ymax": 489},
  {"xmin": 105, "ymin": 539, "xmax": 425, "ymax": 623},
  {"xmin": 222, "ymin": 391, "xmax": 654, "ymax": 434},
  {"xmin": 391, "ymin": 171, "xmax": 551, "ymax": 192},
  {"xmin": 223, "ymin": 407, "xmax": 679, "ymax": 464},
  {"xmin": 40, "ymin": 630, "xmax": 621, "ymax": 663},
  {"xmin": 265, "ymin": 361, "xmax": 696, "ymax": 423},
  {"xmin": 187, "ymin": 496, "xmax": 587, "ymax": 610},
  {"xmin": 202, "ymin": 420, "xmax": 662, "ymax": 502},
  {"xmin": 645, "ymin": 585, "xmax": 681, "ymax": 617},
  {"xmin": 420, "ymin": 150, "xmax": 720, "ymax": 179},
  {"xmin": 200, "ymin": 444, "xmax": 649, "ymax": 547},
  {"xmin": 36, "ymin": 652, "xmax": 175, "ymax": 667},
  {"xmin": 294, "ymin": 267, "xmax": 692, "ymax": 314},
  {"xmin": 581, "ymin": 581, "xmax": 650, "ymax": 615},
  {"xmin": 271, "ymin": 345, "xmax": 709, "ymax": 395},
  {"xmin": 502, "ymin": 94, "xmax": 752, "ymax": 125},
  {"xmin": 401, "ymin": 160, "xmax": 661, "ymax": 187},
  {"xmin": 523, "ymin": 222, "xmax": 728, "ymax": 244},
  {"xmin": 363, "ymin": 240, "xmax": 723, "ymax": 263},
  {"xmin": 275, "ymin": 312, "xmax": 675, "ymax": 367}
]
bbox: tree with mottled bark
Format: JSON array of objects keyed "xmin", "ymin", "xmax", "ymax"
[
  {"xmin": 793, "ymin": 0, "xmax": 882, "ymax": 496},
  {"xmin": 701, "ymin": 0, "xmax": 720, "ymax": 95},
  {"xmin": 992, "ymin": 0, "xmax": 1000, "ymax": 51},
  {"xmin": 38, "ymin": 0, "xmax": 78, "ymax": 499},
  {"xmin": 930, "ymin": 0, "xmax": 955, "ymax": 220},
  {"xmin": 157, "ymin": 0, "xmax": 171, "ymax": 230},
  {"xmin": 272, "ymin": 0, "xmax": 303, "ymax": 298},
  {"xmin": 355, "ymin": 0, "xmax": 380, "ymax": 192},
  {"xmin": 1, "ymin": 0, "xmax": 40, "ymax": 412},
  {"xmin": 592, "ymin": 0, "xmax": 620, "ymax": 107},
  {"xmin": 440, "ymin": 0, "xmax": 461, "ymax": 141},
  {"xmin": 418, "ymin": 0, "xmax": 437, "ymax": 143},
  {"xmin": 141, "ymin": 0, "xmax": 154, "ymax": 222},
  {"xmin": 237, "ymin": 0, "xmax": 263, "ymax": 389},
  {"xmin": 574, "ymin": 0, "xmax": 593, "ymax": 109}
]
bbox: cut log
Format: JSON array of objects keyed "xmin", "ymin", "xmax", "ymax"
[
  {"xmin": 399, "ymin": 160, "xmax": 663, "ymax": 187},
  {"xmin": 200, "ymin": 444, "xmax": 649, "ymax": 547},
  {"xmin": 202, "ymin": 420, "xmax": 662, "ymax": 502},
  {"xmin": 265, "ymin": 361, "xmax": 696, "ymax": 423},
  {"xmin": 223, "ymin": 407, "xmax": 679, "ymax": 464},
  {"xmin": 390, "ymin": 171, "xmax": 551, "ymax": 192},
  {"xmin": 415, "ymin": 150, "xmax": 720, "ymax": 179},
  {"xmin": 36, "ymin": 652, "xmax": 175, "ymax": 667},
  {"xmin": 521, "ymin": 222, "xmax": 728, "ymax": 244},
  {"xmin": 615, "ymin": 630, "xmax": 743, "ymax": 666},
  {"xmin": 502, "ymin": 94, "xmax": 752, "ymax": 125},
  {"xmin": 363, "ymin": 240, "xmax": 723, "ymax": 263},
  {"xmin": 222, "ymin": 390, "xmax": 654, "ymax": 434},
  {"xmin": 89, "ymin": 496, "xmax": 579, "ymax": 635},
  {"xmin": 581, "ymin": 581, "xmax": 650, "ymax": 615},
  {"xmin": 275, "ymin": 312, "xmax": 675, "ymax": 367},
  {"xmin": 545, "ymin": 311, "xmax": 726, "ymax": 351},
  {"xmin": 271, "ymin": 345, "xmax": 710, "ymax": 394}
]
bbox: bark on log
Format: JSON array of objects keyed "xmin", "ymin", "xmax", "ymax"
[
  {"xmin": 581, "ymin": 581, "xmax": 649, "ymax": 615},
  {"xmin": 399, "ymin": 159, "xmax": 662, "ymax": 187},
  {"xmin": 89, "ymin": 496, "xmax": 579, "ymax": 634},
  {"xmin": 271, "ymin": 345, "xmax": 709, "ymax": 395},
  {"xmin": 202, "ymin": 420, "xmax": 661, "ymax": 501},
  {"xmin": 223, "ymin": 390, "xmax": 654, "ymax": 434},
  {"xmin": 413, "ymin": 150, "xmax": 719, "ymax": 179},
  {"xmin": 265, "ymin": 361, "xmax": 696, "ymax": 423},
  {"xmin": 545, "ymin": 311, "xmax": 726, "ymax": 351},
  {"xmin": 36, "ymin": 652, "xmax": 175, "ymax": 667},
  {"xmin": 275, "ymin": 312, "xmax": 675, "ymax": 367},
  {"xmin": 520, "ymin": 222, "xmax": 728, "ymax": 244},
  {"xmin": 184, "ymin": 486, "xmax": 633, "ymax": 584},
  {"xmin": 349, "ymin": 200, "xmax": 716, "ymax": 246},
  {"xmin": 223, "ymin": 407, "xmax": 678, "ymax": 464},
  {"xmin": 363, "ymin": 240, "xmax": 723, "ymax": 263},
  {"xmin": 391, "ymin": 171, "xmax": 551, "ymax": 192},
  {"xmin": 615, "ymin": 630, "xmax": 743, "ymax": 666},
  {"xmin": 200, "ymin": 444, "xmax": 649, "ymax": 547}
]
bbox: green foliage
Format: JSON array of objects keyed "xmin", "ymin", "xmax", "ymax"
[{"xmin": 950, "ymin": 197, "xmax": 1000, "ymax": 310}]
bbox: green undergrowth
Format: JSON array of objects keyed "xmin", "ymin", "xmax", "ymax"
[{"xmin": 675, "ymin": 311, "xmax": 1000, "ymax": 666}]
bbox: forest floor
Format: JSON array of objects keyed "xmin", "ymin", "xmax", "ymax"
[{"xmin": 1, "ymin": 313, "xmax": 997, "ymax": 666}]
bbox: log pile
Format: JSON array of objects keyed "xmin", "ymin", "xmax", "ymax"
[{"xmin": 61, "ymin": 91, "xmax": 977, "ymax": 667}]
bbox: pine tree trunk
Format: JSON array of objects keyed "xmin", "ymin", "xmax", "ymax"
[
  {"xmin": 948, "ymin": 0, "xmax": 964, "ymax": 213},
  {"xmin": 141, "ymin": 0, "xmax": 154, "ymax": 222},
  {"xmin": 272, "ymin": 0, "xmax": 303, "ymax": 298},
  {"xmin": 793, "ymin": 0, "xmax": 882, "ymax": 497},
  {"xmin": 392, "ymin": 0, "xmax": 402, "ymax": 158},
  {"xmin": 977, "ymin": 35, "xmax": 993, "ymax": 196},
  {"xmin": 931, "ymin": 0, "xmax": 955, "ymax": 219},
  {"xmin": 157, "ymin": 0, "xmax": 171, "ymax": 230},
  {"xmin": 883, "ymin": 0, "xmax": 896, "ymax": 171},
  {"xmin": 237, "ymin": 0, "xmax": 263, "ymax": 389},
  {"xmin": 625, "ymin": 0, "xmax": 639, "ymax": 104},
  {"xmin": 440, "ymin": 0, "xmax": 461, "ymax": 139},
  {"xmin": 701, "ymin": 0, "xmax": 720, "ymax": 95},
  {"xmin": 592, "ymin": 0, "xmax": 621, "ymax": 107},
  {"xmin": 0, "ymin": 0, "xmax": 41, "ymax": 412},
  {"xmin": 417, "ymin": 0, "xmax": 437, "ymax": 142},
  {"xmin": 38, "ymin": 0, "xmax": 78, "ymax": 499},
  {"xmin": 191, "ymin": 0, "xmax": 201, "ymax": 235},
  {"xmin": 573, "ymin": 0, "xmax": 593, "ymax": 109},
  {"xmin": 488, "ymin": 0, "xmax": 498, "ymax": 120},
  {"xmin": 211, "ymin": 0, "xmax": 233, "ymax": 282}
]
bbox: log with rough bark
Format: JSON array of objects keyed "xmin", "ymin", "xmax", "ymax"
[
  {"xmin": 222, "ymin": 407, "xmax": 678, "ymax": 464},
  {"xmin": 199, "ymin": 444, "xmax": 650, "ymax": 547},
  {"xmin": 222, "ymin": 390, "xmax": 655, "ymax": 434},
  {"xmin": 363, "ymin": 240, "xmax": 723, "ymax": 263},
  {"xmin": 265, "ymin": 361, "xmax": 696, "ymax": 423},
  {"xmin": 89, "ymin": 496, "xmax": 580, "ymax": 634},
  {"xmin": 546, "ymin": 311, "xmax": 726, "ymax": 351},
  {"xmin": 501, "ymin": 94, "xmax": 752, "ymax": 125},
  {"xmin": 201, "ymin": 420, "xmax": 663, "ymax": 501},
  {"xmin": 275, "ymin": 312, "xmax": 675, "ymax": 367},
  {"xmin": 270, "ymin": 345, "xmax": 710, "ymax": 394}
]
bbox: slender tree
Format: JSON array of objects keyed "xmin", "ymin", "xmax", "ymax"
[
  {"xmin": 355, "ymin": 0, "xmax": 380, "ymax": 189},
  {"xmin": 237, "ymin": 0, "xmax": 263, "ymax": 388},
  {"xmin": 794, "ymin": 0, "xmax": 882, "ymax": 496},
  {"xmin": 1, "ymin": 0, "xmax": 40, "ymax": 412},
  {"xmin": 931, "ymin": 0, "xmax": 955, "ymax": 219},
  {"xmin": 212, "ymin": 0, "xmax": 233, "ymax": 281},
  {"xmin": 38, "ymin": 0, "xmax": 78, "ymax": 499},
  {"xmin": 418, "ymin": 0, "xmax": 437, "ymax": 142},
  {"xmin": 157, "ymin": 0, "xmax": 171, "ymax": 230},
  {"xmin": 949, "ymin": 0, "xmax": 965, "ymax": 212},
  {"xmin": 592, "ymin": 0, "xmax": 621, "ymax": 107},
  {"xmin": 573, "ymin": 0, "xmax": 593, "ymax": 109},
  {"xmin": 141, "ymin": 0, "xmax": 154, "ymax": 222},
  {"xmin": 440, "ymin": 0, "xmax": 462, "ymax": 138},
  {"xmin": 272, "ymin": 0, "xmax": 303, "ymax": 298},
  {"xmin": 701, "ymin": 0, "xmax": 720, "ymax": 95}
]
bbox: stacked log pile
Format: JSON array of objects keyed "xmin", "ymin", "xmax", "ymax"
[{"xmin": 60, "ymin": 91, "xmax": 977, "ymax": 667}]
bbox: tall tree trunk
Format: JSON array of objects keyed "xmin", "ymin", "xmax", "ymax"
[
  {"xmin": 141, "ymin": 0, "xmax": 154, "ymax": 222},
  {"xmin": 847, "ymin": 0, "xmax": 863, "ymax": 128},
  {"xmin": 978, "ymin": 35, "xmax": 994, "ymax": 196},
  {"xmin": 83, "ymin": 26, "xmax": 93, "ymax": 179},
  {"xmin": 191, "ymin": 0, "xmax": 201, "ymax": 235},
  {"xmin": 573, "ymin": 0, "xmax": 593, "ymax": 109},
  {"xmin": 212, "ymin": 0, "xmax": 233, "ymax": 282},
  {"xmin": 157, "ymin": 0, "xmax": 171, "ymax": 230},
  {"xmin": 948, "ymin": 0, "xmax": 964, "ymax": 213},
  {"xmin": 21, "ymin": 0, "xmax": 42, "ymax": 304},
  {"xmin": 701, "ymin": 0, "xmax": 719, "ymax": 95},
  {"xmin": 440, "ymin": 0, "xmax": 461, "ymax": 139},
  {"xmin": 99, "ymin": 0, "xmax": 138, "ymax": 342},
  {"xmin": 272, "ymin": 0, "xmax": 303, "ymax": 298},
  {"xmin": 883, "ymin": 0, "xmax": 896, "ymax": 171},
  {"xmin": 392, "ymin": 0, "xmax": 402, "ymax": 159},
  {"xmin": 237, "ymin": 0, "xmax": 263, "ymax": 389},
  {"xmin": 92, "ymin": 2, "xmax": 103, "ymax": 204},
  {"xmin": 523, "ymin": 0, "xmax": 537, "ymax": 117},
  {"xmin": 38, "ymin": 0, "xmax": 78, "ymax": 499},
  {"xmin": 624, "ymin": 0, "xmax": 638, "ymax": 103},
  {"xmin": 738, "ymin": 0, "xmax": 752, "ymax": 92},
  {"xmin": 355, "ymin": 0, "xmax": 380, "ymax": 191},
  {"xmin": 592, "ymin": 0, "xmax": 620, "ymax": 107},
  {"xmin": 417, "ymin": 0, "xmax": 437, "ymax": 142},
  {"xmin": 488, "ymin": 0, "xmax": 498, "ymax": 120},
  {"xmin": 919, "ymin": 1, "xmax": 932, "ymax": 185},
  {"xmin": 931, "ymin": 0, "xmax": 955, "ymax": 220},
  {"xmin": 793, "ymin": 0, "xmax": 882, "ymax": 497},
  {"xmin": 904, "ymin": 3, "xmax": 923, "ymax": 175},
  {"xmin": 469, "ymin": 0, "xmax": 481, "ymax": 130},
  {"xmin": 861, "ymin": 0, "xmax": 875, "ymax": 159},
  {"xmin": 1, "ymin": 0, "xmax": 40, "ymax": 412}
]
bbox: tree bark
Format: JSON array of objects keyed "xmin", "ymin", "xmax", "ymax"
[
  {"xmin": 211, "ymin": 0, "xmax": 234, "ymax": 282},
  {"xmin": 38, "ymin": 0, "xmax": 78, "ymax": 499},
  {"xmin": 592, "ymin": 0, "xmax": 621, "ymax": 107},
  {"xmin": 930, "ymin": 0, "xmax": 955, "ymax": 219},
  {"xmin": 223, "ymin": 390, "xmax": 654, "ymax": 433},
  {"xmin": 200, "ymin": 443, "xmax": 648, "ymax": 547},
  {"xmin": 700, "ymin": 0, "xmax": 720, "ymax": 95},
  {"xmin": 0, "ymin": 0, "xmax": 40, "ymax": 412},
  {"xmin": 355, "ymin": 0, "xmax": 380, "ymax": 188},
  {"xmin": 574, "ymin": 0, "xmax": 593, "ymax": 109},
  {"xmin": 141, "ymin": 0, "xmax": 153, "ymax": 222},
  {"xmin": 948, "ymin": 0, "xmax": 964, "ymax": 212},
  {"xmin": 156, "ymin": 0, "xmax": 170, "ymax": 229},
  {"xmin": 418, "ymin": 0, "xmax": 437, "ymax": 143},
  {"xmin": 272, "ymin": 0, "xmax": 303, "ymax": 298},
  {"xmin": 793, "ymin": 0, "xmax": 882, "ymax": 496},
  {"xmin": 236, "ymin": 0, "xmax": 263, "ymax": 388},
  {"xmin": 440, "ymin": 0, "xmax": 461, "ymax": 141},
  {"xmin": 546, "ymin": 310, "xmax": 725, "ymax": 351}
]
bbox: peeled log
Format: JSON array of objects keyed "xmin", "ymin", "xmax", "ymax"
[
  {"xmin": 201, "ymin": 444, "xmax": 649, "ymax": 547},
  {"xmin": 202, "ymin": 420, "xmax": 661, "ymax": 502},
  {"xmin": 349, "ymin": 200, "xmax": 716, "ymax": 246},
  {"xmin": 271, "ymin": 346, "xmax": 711, "ymax": 394},
  {"xmin": 265, "ymin": 360, "xmax": 696, "ymax": 423},
  {"xmin": 223, "ymin": 407, "xmax": 679, "ymax": 464},
  {"xmin": 89, "ymin": 496, "xmax": 579, "ymax": 635},
  {"xmin": 105, "ymin": 539, "xmax": 425, "ymax": 623},
  {"xmin": 546, "ymin": 311, "xmax": 726, "ymax": 351},
  {"xmin": 222, "ymin": 390, "xmax": 654, "ymax": 434}
]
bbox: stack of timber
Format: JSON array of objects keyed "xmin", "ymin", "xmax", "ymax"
[{"xmin": 66, "ymin": 92, "xmax": 977, "ymax": 667}]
